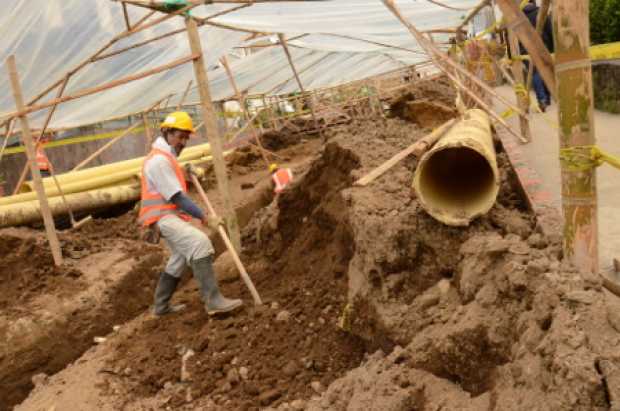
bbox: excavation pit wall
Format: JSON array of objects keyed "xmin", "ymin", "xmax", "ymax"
[{"xmin": 10, "ymin": 101, "xmax": 620, "ymax": 410}]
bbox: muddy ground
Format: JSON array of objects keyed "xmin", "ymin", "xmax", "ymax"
[{"xmin": 8, "ymin": 79, "xmax": 620, "ymax": 411}]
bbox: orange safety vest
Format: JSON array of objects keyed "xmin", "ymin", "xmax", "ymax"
[
  {"xmin": 35, "ymin": 145, "xmax": 51, "ymax": 171},
  {"xmin": 138, "ymin": 148, "xmax": 191, "ymax": 227},
  {"xmin": 272, "ymin": 168, "xmax": 293, "ymax": 194}
]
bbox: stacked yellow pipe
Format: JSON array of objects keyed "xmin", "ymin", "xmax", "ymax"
[{"xmin": 0, "ymin": 148, "xmax": 230, "ymax": 227}]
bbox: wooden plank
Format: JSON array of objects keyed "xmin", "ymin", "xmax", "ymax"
[
  {"xmin": 186, "ymin": 17, "xmax": 241, "ymax": 252},
  {"xmin": 495, "ymin": 0, "xmax": 556, "ymax": 99},
  {"xmin": 7, "ymin": 55, "xmax": 63, "ymax": 266}
]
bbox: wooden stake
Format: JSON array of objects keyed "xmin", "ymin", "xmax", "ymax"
[
  {"xmin": 277, "ymin": 34, "xmax": 324, "ymax": 139},
  {"xmin": 507, "ymin": 5, "xmax": 532, "ymax": 142},
  {"xmin": 189, "ymin": 172, "xmax": 262, "ymax": 305},
  {"xmin": 525, "ymin": 0, "xmax": 551, "ymax": 94},
  {"xmin": 7, "ymin": 56, "xmax": 63, "ymax": 266},
  {"xmin": 186, "ymin": 17, "xmax": 241, "ymax": 252},
  {"xmin": 553, "ymin": 0, "xmax": 598, "ymax": 273}
]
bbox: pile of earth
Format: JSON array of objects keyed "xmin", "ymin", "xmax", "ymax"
[{"xmin": 250, "ymin": 116, "xmax": 620, "ymax": 410}]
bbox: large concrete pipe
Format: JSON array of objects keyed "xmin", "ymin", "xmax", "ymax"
[{"xmin": 412, "ymin": 109, "xmax": 499, "ymax": 226}]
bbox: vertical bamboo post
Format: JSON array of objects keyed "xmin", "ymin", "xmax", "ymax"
[
  {"xmin": 143, "ymin": 111, "xmax": 153, "ymax": 153},
  {"xmin": 7, "ymin": 56, "xmax": 63, "ymax": 266},
  {"xmin": 185, "ymin": 17, "xmax": 241, "ymax": 252},
  {"xmin": 553, "ymin": 0, "xmax": 598, "ymax": 273},
  {"xmin": 277, "ymin": 34, "xmax": 323, "ymax": 139},
  {"xmin": 221, "ymin": 56, "xmax": 270, "ymax": 166},
  {"xmin": 507, "ymin": 5, "xmax": 532, "ymax": 142}
]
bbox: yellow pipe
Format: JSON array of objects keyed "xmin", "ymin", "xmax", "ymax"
[
  {"xmin": 19, "ymin": 142, "xmax": 212, "ymax": 193},
  {"xmin": 412, "ymin": 109, "xmax": 499, "ymax": 226}
]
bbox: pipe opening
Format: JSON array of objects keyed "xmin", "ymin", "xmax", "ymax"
[{"xmin": 418, "ymin": 146, "xmax": 496, "ymax": 221}]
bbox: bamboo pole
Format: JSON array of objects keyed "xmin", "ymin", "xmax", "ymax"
[
  {"xmin": 177, "ymin": 80, "xmax": 194, "ymax": 110},
  {"xmin": 507, "ymin": 4, "xmax": 532, "ymax": 142},
  {"xmin": 381, "ymin": 0, "xmax": 526, "ymax": 119},
  {"xmin": 220, "ymin": 56, "xmax": 271, "ymax": 167},
  {"xmin": 553, "ymin": 0, "xmax": 598, "ymax": 273},
  {"xmin": 495, "ymin": 0, "xmax": 556, "ymax": 98},
  {"xmin": 3, "ymin": 55, "xmax": 198, "ymax": 121},
  {"xmin": 381, "ymin": 0, "xmax": 525, "ymax": 143},
  {"xmin": 7, "ymin": 56, "xmax": 63, "ymax": 266},
  {"xmin": 11, "ymin": 75, "xmax": 72, "ymax": 195},
  {"xmin": 277, "ymin": 34, "xmax": 324, "ymax": 139},
  {"xmin": 186, "ymin": 17, "xmax": 241, "ymax": 252},
  {"xmin": 0, "ymin": 119, "xmax": 15, "ymax": 166},
  {"xmin": 122, "ymin": 2, "xmax": 132, "ymax": 30}
]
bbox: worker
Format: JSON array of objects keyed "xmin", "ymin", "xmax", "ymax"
[
  {"xmin": 139, "ymin": 111, "xmax": 242, "ymax": 317},
  {"xmin": 269, "ymin": 163, "xmax": 293, "ymax": 194},
  {"xmin": 36, "ymin": 133, "xmax": 53, "ymax": 178},
  {"xmin": 522, "ymin": 0, "xmax": 554, "ymax": 112}
]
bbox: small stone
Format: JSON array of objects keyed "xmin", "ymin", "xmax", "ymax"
[
  {"xmin": 271, "ymin": 302, "xmax": 280, "ymax": 310},
  {"xmin": 276, "ymin": 310, "xmax": 291, "ymax": 322},
  {"xmin": 112, "ymin": 325, "xmax": 121, "ymax": 333},
  {"xmin": 417, "ymin": 292, "xmax": 440, "ymax": 309},
  {"xmin": 318, "ymin": 317, "xmax": 326, "ymax": 325},
  {"xmin": 93, "ymin": 336, "xmax": 107, "ymax": 344},
  {"xmin": 290, "ymin": 399, "xmax": 306, "ymax": 410},
  {"xmin": 231, "ymin": 357, "xmax": 239, "ymax": 366},
  {"xmin": 565, "ymin": 290, "xmax": 595, "ymax": 305},
  {"xmin": 282, "ymin": 360, "xmax": 299, "ymax": 377},
  {"xmin": 227, "ymin": 368, "xmax": 240, "ymax": 385},
  {"xmin": 239, "ymin": 366, "xmax": 249, "ymax": 380},
  {"xmin": 123, "ymin": 367, "xmax": 132, "ymax": 376},
  {"xmin": 220, "ymin": 382, "xmax": 232, "ymax": 393},
  {"xmin": 164, "ymin": 381, "xmax": 174, "ymax": 390},
  {"xmin": 322, "ymin": 305, "xmax": 332, "ymax": 315},
  {"xmin": 310, "ymin": 381, "xmax": 325, "ymax": 394},
  {"xmin": 31, "ymin": 373, "xmax": 48, "ymax": 387},
  {"xmin": 309, "ymin": 322, "xmax": 315, "ymax": 329},
  {"xmin": 259, "ymin": 388, "xmax": 282, "ymax": 405}
]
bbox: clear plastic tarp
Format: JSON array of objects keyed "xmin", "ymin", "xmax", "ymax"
[{"xmin": 0, "ymin": 0, "xmax": 478, "ymax": 130}]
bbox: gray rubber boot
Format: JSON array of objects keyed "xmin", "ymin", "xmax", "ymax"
[
  {"xmin": 191, "ymin": 256, "xmax": 243, "ymax": 316},
  {"xmin": 153, "ymin": 272, "xmax": 186, "ymax": 316}
]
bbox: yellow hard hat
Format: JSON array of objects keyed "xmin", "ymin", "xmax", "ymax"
[
  {"xmin": 160, "ymin": 111, "xmax": 195, "ymax": 133},
  {"xmin": 269, "ymin": 163, "xmax": 279, "ymax": 173}
]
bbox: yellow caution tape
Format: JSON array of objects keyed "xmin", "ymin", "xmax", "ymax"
[
  {"xmin": 590, "ymin": 41, "xmax": 620, "ymax": 62},
  {"xmin": 559, "ymin": 146, "xmax": 620, "ymax": 172}
]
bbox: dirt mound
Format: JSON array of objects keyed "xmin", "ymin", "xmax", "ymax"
[
  {"xmin": 389, "ymin": 77, "xmax": 458, "ymax": 128},
  {"xmin": 0, "ymin": 230, "xmax": 84, "ymax": 313},
  {"xmin": 103, "ymin": 139, "xmax": 367, "ymax": 410},
  {"xmin": 253, "ymin": 118, "xmax": 620, "ymax": 410}
]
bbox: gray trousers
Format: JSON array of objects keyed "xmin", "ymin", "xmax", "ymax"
[{"xmin": 157, "ymin": 215, "xmax": 214, "ymax": 278}]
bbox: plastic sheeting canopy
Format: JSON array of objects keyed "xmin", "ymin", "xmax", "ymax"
[{"xmin": 0, "ymin": 0, "xmax": 477, "ymax": 130}]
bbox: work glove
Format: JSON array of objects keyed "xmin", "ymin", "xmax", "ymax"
[{"xmin": 206, "ymin": 215, "xmax": 224, "ymax": 229}]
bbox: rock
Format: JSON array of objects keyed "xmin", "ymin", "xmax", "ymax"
[
  {"xmin": 283, "ymin": 360, "xmax": 299, "ymax": 377},
  {"xmin": 238, "ymin": 366, "xmax": 249, "ymax": 381},
  {"xmin": 93, "ymin": 336, "xmax": 107, "ymax": 344},
  {"xmin": 112, "ymin": 325, "xmax": 121, "ymax": 333},
  {"xmin": 310, "ymin": 381, "xmax": 325, "ymax": 394},
  {"xmin": 564, "ymin": 290, "xmax": 595, "ymax": 305},
  {"xmin": 417, "ymin": 292, "xmax": 440, "ymax": 309},
  {"xmin": 322, "ymin": 305, "xmax": 332, "ymax": 315},
  {"xmin": 227, "ymin": 368, "xmax": 240, "ymax": 385},
  {"xmin": 31, "ymin": 373, "xmax": 48, "ymax": 387},
  {"xmin": 259, "ymin": 388, "xmax": 282, "ymax": 406},
  {"xmin": 318, "ymin": 317, "xmax": 326, "ymax": 325},
  {"xmin": 213, "ymin": 251, "xmax": 239, "ymax": 283},
  {"xmin": 271, "ymin": 302, "xmax": 280, "ymax": 310},
  {"xmin": 527, "ymin": 233, "xmax": 548, "ymax": 249},
  {"xmin": 276, "ymin": 310, "xmax": 291, "ymax": 322},
  {"xmin": 220, "ymin": 381, "xmax": 232, "ymax": 393},
  {"xmin": 527, "ymin": 258, "xmax": 550, "ymax": 276},
  {"xmin": 475, "ymin": 284, "xmax": 498, "ymax": 308},
  {"xmin": 244, "ymin": 382, "xmax": 260, "ymax": 396},
  {"xmin": 290, "ymin": 399, "xmax": 306, "ymax": 410}
]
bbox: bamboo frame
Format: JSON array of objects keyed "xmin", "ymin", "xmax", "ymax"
[
  {"xmin": 278, "ymin": 33, "xmax": 324, "ymax": 139},
  {"xmin": 507, "ymin": 6, "xmax": 532, "ymax": 142},
  {"xmin": 553, "ymin": 0, "xmax": 598, "ymax": 273},
  {"xmin": 525, "ymin": 0, "xmax": 551, "ymax": 96},
  {"xmin": 7, "ymin": 56, "xmax": 63, "ymax": 266},
  {"xmin": 186, "ymin": 17, "xmax": 242, "ymax": 252}
]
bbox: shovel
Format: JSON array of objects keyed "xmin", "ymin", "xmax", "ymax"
[{"xmin": 188, "ymin": 169, "xmax": 262, "ymax": 306}]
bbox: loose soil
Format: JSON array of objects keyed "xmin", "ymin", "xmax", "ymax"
[{"xmin": 12, "ymin": 81, "xmax": 620, "ymax": 411}]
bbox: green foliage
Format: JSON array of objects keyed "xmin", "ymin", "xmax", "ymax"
[{"xmin": 591, "ymin": 0, "xmax": 620, "ymax": 45}]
